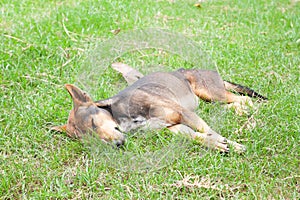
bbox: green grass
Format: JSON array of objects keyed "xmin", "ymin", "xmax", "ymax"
[{"xmin": 1, "ymin": 0, "xmax": 299, "ymax": 199}]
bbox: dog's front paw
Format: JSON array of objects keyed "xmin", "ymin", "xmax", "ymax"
[
  {"xmin": 214, "ymin": 137, "xmax": 230, "ymax": 153},
  {"xmin": 227, "ymin": 140, "xmax": 246, "ymax": 154},
  {"xmin": 195, "ymin": 131, "xmax": 230, "ymax": 153}
]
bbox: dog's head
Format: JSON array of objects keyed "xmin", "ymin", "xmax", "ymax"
[{"xmin": 51, "ymin": 84, "xmax": 125, "ymax": 146}]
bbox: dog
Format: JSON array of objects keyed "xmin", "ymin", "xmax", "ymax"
[{"xmin": 52, "ymin": 65, "xmax": 267, "ymax": 153}]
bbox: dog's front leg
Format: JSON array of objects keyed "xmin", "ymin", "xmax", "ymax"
[
  {"xmin": 168, "ymin": 124, "xmax": 229, "ymax": 153},
  {"xmin": 150, "ymin": 105, "xmax": 245, "ymax": 152},
  {"xmin": 153, "ymin": 106, "xmax": 228, "ymax": 152},
  {"xmin": 168, "ymin": 124, "xmax": 246, "ymax": 153},
  {"xmin": 178, "ymin": 110, "xmax": 246, "ymax": 153}
]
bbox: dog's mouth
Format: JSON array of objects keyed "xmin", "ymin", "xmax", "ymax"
[
  {"xmin": 99, "ymin": 126, "xmax": 126, "ymax": 147},
  {"xmin": 100, "ymin": 134, "xmax": 125, "ymax": 147},
  {"xmin": 112, "ymin": 127, "xmax": 126, "ymax": 147}
]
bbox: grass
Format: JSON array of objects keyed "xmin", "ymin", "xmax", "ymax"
[{"xmin": 1, "ymin": 0, "xmax": 299, "ymax": 199}]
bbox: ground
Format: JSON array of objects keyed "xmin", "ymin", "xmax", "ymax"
[{"xmin": 1, "ymin": 0, "xmax": 299, "ymax": 199}]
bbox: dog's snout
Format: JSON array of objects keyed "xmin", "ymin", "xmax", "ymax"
[
  {"xmin": 114, "ymin": 139, "xmax": 125, "ymax": 147},
  {"xmin": 113, "ymin": 128, "xmax": 125, "ymax": 147}
]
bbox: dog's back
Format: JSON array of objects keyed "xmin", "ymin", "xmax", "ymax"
[{"xmin": 117, "ymin": 71, "xmax": 199, "ymax": 110}]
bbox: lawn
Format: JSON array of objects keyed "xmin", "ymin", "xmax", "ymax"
[{"xmin": 1, "ymin": 0, "xmax": 299, "ymax": 199}]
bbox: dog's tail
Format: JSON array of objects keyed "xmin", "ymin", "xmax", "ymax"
[{"xmin": 224, "ymin": 81, "xmax": 268, "ymax": 101}]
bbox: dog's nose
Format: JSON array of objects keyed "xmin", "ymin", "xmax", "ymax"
[{"xmin": 114, "ymin": 139, "xmax": 125, "ymax": 147}]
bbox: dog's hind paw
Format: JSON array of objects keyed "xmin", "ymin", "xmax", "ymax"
[{"xmin": 225, "ymin": 96, "xmax": 254, "ymax": 116}]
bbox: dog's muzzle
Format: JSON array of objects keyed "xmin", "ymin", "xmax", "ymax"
[{"xmin": 113, "ymin": 138, "xmax": 125, "ymax": 147}]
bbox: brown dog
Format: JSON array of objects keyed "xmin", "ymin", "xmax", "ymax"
[{"xmin": 52, "ymin": 66, "xmax": 267, "ymax": 153}]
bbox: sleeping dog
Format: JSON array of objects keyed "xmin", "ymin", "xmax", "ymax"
[{"xmin": 52, "ymin": 66, "xmax": 267, "ymax": 153}]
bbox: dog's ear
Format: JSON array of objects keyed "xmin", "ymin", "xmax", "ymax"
[
  {"xmin": 50, "ymin": 124, "xmax": 67, "ymax": 133},
  {"xmin": 94, "ymin": 98, "xmax": 114, "ymax": 108},
  {"xmin": 65, "ymin": 84, "xmax": 93, "ymax": 108}
]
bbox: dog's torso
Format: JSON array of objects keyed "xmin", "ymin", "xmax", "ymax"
[{"xmin": 99, "ymin": 71, "xmax": 199, "ymax": 131}]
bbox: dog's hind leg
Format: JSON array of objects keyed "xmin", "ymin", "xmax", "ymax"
[
  {"xmin": 223, "ymin": 81, "xmax": 268, "ymax": 115},
  {"xmin": 111, "ymin": 63, "xmax": 144, "ymax": 85},
  {"xmin": 180, "ymin": 69, "xmax": 264, "ymax": 115},
  {"xmin": 180, "ymin": 69, "xmax": 227, "ymax": 102}
]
